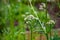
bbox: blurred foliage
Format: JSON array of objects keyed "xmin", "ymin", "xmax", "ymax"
[{"xmin": 0, "ymin": 0, "xmax": 60, "ymax": 40}]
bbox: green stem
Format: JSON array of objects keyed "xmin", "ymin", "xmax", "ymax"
[
  {"xmin": 31, "ymin": 27, "xmax": 32, "ymax": 40},
  {"xmin": 30, "ymin": 25, "xmax": 33, "ymax": 40},
  {"xmin": 46, "ymin": 33, "xmax": 49, "ymax": 40},
  {"xmin": 50, "ymin": 25, "xmax": 51, "ymax": 40},
  {"xmin": 23, "ymin": 28, "xmax": 26, "ymax": 40},
  {"xmin": 29, "ymin": 0, "xmax": 46, "ymax": 34}
]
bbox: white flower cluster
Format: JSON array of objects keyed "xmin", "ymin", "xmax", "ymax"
[
  {"xmin": 24, "ymin": 15, "xmax": 39, "ymax": 25},
  {"xmin": 46, "ymin": 20, "xmax": 55, "ymax": 24},
  {"xmin": 39, "ymin": 3, "xmax": 46, "ymax": 10},
  {"xmin": 24, "ymin": 15, "xmax": 39, "ymax": 21},
  {"xmin": 24, "ymin": 15, "xmax": 35, "ymax": 21},
  {"xmin": 41, "ymin": 3, "xmax": 46, "ymax": 8},
  {"xmin": 39, "ymin": 5, "xmax": 44, "ymax": 10}
]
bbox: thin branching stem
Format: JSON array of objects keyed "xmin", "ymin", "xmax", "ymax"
[{"xmin": 29, "ymin": 0, "xmax": 46, "ymax": 33}]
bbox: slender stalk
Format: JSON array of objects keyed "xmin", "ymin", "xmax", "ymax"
[
  {"xmin": 31, "ymin": 26, "xmax": 32, "ymax": 40},
  {"xmin": 29, "ymin": 0, "xmax": 46, "ymax": 34},
  {"xmin": 46, "ymin": 33, "xmax": 49, "ymax": 40},
  {"xmin": 50, "ymin": 24, "xmax": 52, "ymax": 40},
  {"xmin": 23, "ymin": 28, "xmax": 26, "ymax": 40},
  {"xmin": 45, "ymin": 1, "xmax": 49, "ymax": 40}
]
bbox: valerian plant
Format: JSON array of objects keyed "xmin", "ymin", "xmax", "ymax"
[
  {"xmin": 1, "ymin": 0, "xmax": 60, "ymax": 40},
  {"xmin": 28, "ymin": 0, "xmax": 55, "ymax": 40}
]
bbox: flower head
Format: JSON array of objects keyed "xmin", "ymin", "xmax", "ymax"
[
  {"xmin": 24, "ymin": 15, "xmax": 35, "ymax": 21},
  {"xmin": 46, "ymin": 20, "xmax": 55, "ymax": 24}
]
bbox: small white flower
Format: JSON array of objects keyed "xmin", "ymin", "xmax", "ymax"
[
  {"xmin": 50, "ymin": 20, "xmax": 55, "ymax": 24},
  {"xmin": 46, "ymin": 20, "xmax": 55, "ymax": 24},
  {"xmin": 29, "ymin": 15, "xmax": 35, "ymax": 18},
  {"xmin": 46, "ymin": 22, "xmax": 51, "ymax": 24},
  {"xmin": 24, "ymin": 15, "xmax": 35, "ymax": 21},
  {"xmin": 41, "ymin": 3, "xmax": 46, "ymax": 8},
  {"xmin": 39, "ymin": 5, "xmax": 43, "ymax": 10}
]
